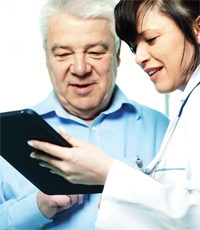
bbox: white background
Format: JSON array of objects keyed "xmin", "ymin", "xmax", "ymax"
[{"xmin": 0, "ymin": 0, "xmax": 181, "ymax": 118}]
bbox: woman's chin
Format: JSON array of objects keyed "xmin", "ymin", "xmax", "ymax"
[{"xmin": 154, "ymin": 84, "xmax": 174, "ymax": 94}]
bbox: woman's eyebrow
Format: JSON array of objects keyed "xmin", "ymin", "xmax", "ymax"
[
  {"xmin": 138, "ymin": 28, "xmax": 160, "ymax": 38},
  {"xmin": 138, "ymin": 30, "xmax": 147, "ymax": 37}
]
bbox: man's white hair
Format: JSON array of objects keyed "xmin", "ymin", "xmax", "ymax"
[{"xmin": 39, "ymin": 0, "xmax": 120, "ymax": 51}]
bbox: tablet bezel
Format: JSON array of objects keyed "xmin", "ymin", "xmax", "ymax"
[{"xmin": 0, "ymin": 109, "xmax": 103, "ymax": 195}]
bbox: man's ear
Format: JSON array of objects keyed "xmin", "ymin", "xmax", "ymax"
[
  {"xmin": 117, "ymin": 40, "xmax": 121, "ymax": 67},
  {"xmin": 194, "ymin": 16, "xmax": 200, "ymax": 44},
  {"xmin": 43, "ymin": 45, "xmax": 48, "ymax": 66}
]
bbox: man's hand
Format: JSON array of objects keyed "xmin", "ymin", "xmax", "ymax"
[{"xmin": 37, "ymin": 191, "xmax": 83, "ymax": 219}]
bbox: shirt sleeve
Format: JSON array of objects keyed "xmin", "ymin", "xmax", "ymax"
[
  {"xmin": 0, "ymin": 190, "xmax": 53, "ymax": 229},
  {"xmin": 95, "ymin": 160, "xmax": 200, "ymax": 230},
  {"xmin": 0, "ymin": 158, "xmax": 53, "ymax": 229}
]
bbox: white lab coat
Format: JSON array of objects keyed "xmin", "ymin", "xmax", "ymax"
[{"xmin": 95, "ymin": 65, "xmax": 200, "ymax": 230}]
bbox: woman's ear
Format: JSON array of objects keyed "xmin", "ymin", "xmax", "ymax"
[{"xmin": 194, "ymin": 16, "xmax": 200, "ymax": 44}]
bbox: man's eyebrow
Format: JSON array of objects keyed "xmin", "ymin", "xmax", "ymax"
[
  {"xmin": 85, "ymin": 43, "xmax": 109, "ymax": 50},
  {"xmin": 51, "ymin": 45, "xmax": 71, "ymax": 53},
  {"xmin": 51, "ymin": 42, "xmax": 109, "ymax": 53}
]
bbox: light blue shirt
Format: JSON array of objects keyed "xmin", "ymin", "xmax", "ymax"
[{"xmin": 0, "ymin": 85, "xmax": 169, "ymax": 229}]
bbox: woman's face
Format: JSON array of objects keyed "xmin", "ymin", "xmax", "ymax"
[{"xmin": 132, "ymin": 7, "xmax": 194, "ymax": 93}]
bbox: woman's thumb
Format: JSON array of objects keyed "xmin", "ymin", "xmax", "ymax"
[{"xmin": 59, "ymin": 126, "xmax": 82, "ymax": 147}]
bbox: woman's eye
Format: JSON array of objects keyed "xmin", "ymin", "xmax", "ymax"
[{"xmin": 146, "ymin": 36, "xmax": 159, "ymax": 44}]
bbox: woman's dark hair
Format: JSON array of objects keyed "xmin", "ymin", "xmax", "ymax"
[{"xmin": 114, "ymin": 0, "xmax": 200, "ymax": 77}]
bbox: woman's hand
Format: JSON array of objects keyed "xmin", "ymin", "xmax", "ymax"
[{"xmin": 28, "ymin": 127, "xmax": 114, "ymax": 185}]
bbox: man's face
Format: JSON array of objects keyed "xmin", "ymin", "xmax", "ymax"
[{"xmin": 45, "ymin": 14, "xmax": 120, "ymax": 122}]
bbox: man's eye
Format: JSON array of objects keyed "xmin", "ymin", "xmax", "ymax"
[
  {"xmin": 89, "ymin": 52, "xmax": 103, "ymax": 58},
  {"xmin": 58, "ymin": 53, "xmax": 69, "ymax": 57},
  {"xmin": 56, "ymin": 53, "xmax": 71, "ymax": 60}
]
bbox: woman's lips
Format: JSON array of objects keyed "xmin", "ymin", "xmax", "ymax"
[{"xmin": 145, "ymin": 67, "xmax": 163, "ymax": 81}]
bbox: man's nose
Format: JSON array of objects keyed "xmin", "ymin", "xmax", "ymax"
[
  {"xmin": 70, "ymin": 54, "xmax": 92, "ymax": 77},
  {"xmin": 135, "ymin": 44, "xmax": 151, "ymax": 67}
]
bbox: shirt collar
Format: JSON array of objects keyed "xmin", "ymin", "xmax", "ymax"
[
  {"xmin": 31, "ymin": 85, "xmax": 140, "ymax": 120},
  {"xmin": 101, "ymin": 85, "xmax": 140, "ymax": 119},
  {"xmin": 30, "ymin": 91, "xmax": 69, "ymax": 119}
]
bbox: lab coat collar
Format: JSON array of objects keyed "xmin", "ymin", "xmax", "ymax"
[{"xmin": 182, "ymin": 64, "xmax": 200, "ymax": 101}]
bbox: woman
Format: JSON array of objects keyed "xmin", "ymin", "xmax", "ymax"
[{"xmin": 29, "ymin": 0, "xmax": 200, "ymax": 229}]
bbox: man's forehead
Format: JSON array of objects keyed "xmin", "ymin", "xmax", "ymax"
[
  {"xmin": 46, "ymin": 16, "xmax": 115, "ymax": 51},
  {"xmin": 47, "ymin": 14, "xmax": 110, "ymax": 34}
]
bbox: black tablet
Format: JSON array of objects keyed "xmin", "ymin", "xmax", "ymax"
[{"xmin": 0, "ymin": 109, "xmax": 103, "ymax": 195}]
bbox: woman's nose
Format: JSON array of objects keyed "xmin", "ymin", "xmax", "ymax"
[
  {"xmin": 70, "ymin": 54, "xmax": 92, "ymax": 77},
  {"xmin": 135, "ymin": 44, "xmax": 151, "ymax": 67}
]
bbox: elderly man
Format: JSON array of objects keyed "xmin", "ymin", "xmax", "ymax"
[{"xmin": 0, "ymin": 0, "xmax": 169, "ymax": 229}]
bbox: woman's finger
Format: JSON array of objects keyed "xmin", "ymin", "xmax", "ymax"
[
  {"xmin": 28, "ymin": 140, "xmax": 67, "ymax": 159},
  {"xmin": 30, "ymin": 151, "xmax": 67, "ymax": 175},
  {"xmin": 38, "ymin": 160, "xmax": 69, "ymax": 179}
]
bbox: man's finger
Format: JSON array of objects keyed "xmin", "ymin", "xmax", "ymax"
[{"xmin": 132, "ymin": 164, "xmax": 137, "ymax": 169}]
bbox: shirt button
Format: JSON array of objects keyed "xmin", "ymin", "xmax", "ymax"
[{"xmin": 91, "ymin": 126, "xmax": 96, "ymax": 131}]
